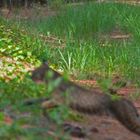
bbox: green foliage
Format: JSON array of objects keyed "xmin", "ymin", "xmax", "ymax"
[
  {"xmin": 0, "ymin": 78, "xmax": 46, "ymax": 106},
  {"xmin": 0, "ymin": 73, "xmax": 75, "ymax": 139},
  {"xmin": 17, "ymin": 2, "xmax": 140, "ymax": 84},
  {"xmin": 22, "ymin": 3, "xmax": 120, "ymax": 40},
  {"xmin": 0, "ymin": 20, "xmax": 51, "ymax": 81},
  {"xmin": 0, "ymin": 78, "xmax": 46, "ymax": 139},
  {"xmin": 51, "ymin": 2, "xmax": 140, "ymax": 41},
  {"xmin": 56, "ymin": 41, "xmax": 140, "ymax": 83},
  {"xmin": 0, "ymin": 24, "xmax": 31, "ymax": 60},
  {"xmin": 0, "ymin": 2, "xmax": 140, "ymax": 139}
]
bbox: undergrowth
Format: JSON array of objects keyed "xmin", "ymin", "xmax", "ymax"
[
  {"xmin": 0, "ymin": 2, "xmax": 140, "ymax": 139},
  {"xmin": 0, "ymin": 19, "xmax": 51, "ymax": 81},
  {"xmin": 13, "ymin": 2, "xmax": 140, "ymax": 85}
]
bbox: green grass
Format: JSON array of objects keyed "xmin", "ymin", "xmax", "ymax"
[
  {"xmin": 56, "ymin": 41, "xmax": 140, "ymax": 83},
  {"xmin": 0, "ymin": 19, "xmax": 52, "ymax": 81},
  {"xmin": 20, "ymin": 3, "xmax": 140, "ymax": 40},
  {"xmin": 14, "ymin": 2, "xmax": 140, "ymax": 84},
  {"xmin": 0, "ymin": 19, "xmax": 73, "ymax": 138}
]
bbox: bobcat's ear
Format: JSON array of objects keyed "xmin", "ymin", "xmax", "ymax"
[
  {"xmin": 42, "ymin": 60, "xmax": 49, "ymax": 66},
  {"xmin": 44, "ymin": 61, "xmax": 49, "ymax": 65}
]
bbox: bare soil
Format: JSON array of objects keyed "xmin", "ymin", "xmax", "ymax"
[{"xmin": 71, "ymin": 115, "xmax": 140, "ymax": 140}]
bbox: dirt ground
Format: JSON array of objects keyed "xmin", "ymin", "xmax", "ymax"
[{"xmin": 71, "ymin": 115, "xmax": 140, "ymax": 140}]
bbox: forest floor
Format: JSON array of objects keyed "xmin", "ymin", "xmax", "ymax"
[
  {"xmin": 1, "ymin": 1, "xmax": 140, "ymax": 140},
  {"xmin": 69, "ymin": 80, "xmax": 140, "ymax": 140},
  {"xmin": 3, "ymin": 79, "xmax": 140, "ymax": 140}
]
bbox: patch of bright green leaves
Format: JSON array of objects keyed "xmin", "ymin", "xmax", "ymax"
[{"xmin": 0, "ymin": 20, "xmax": 50, "ymax": 81}]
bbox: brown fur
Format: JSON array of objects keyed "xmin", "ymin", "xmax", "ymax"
[{"xmin": 31, "ymin": 62, "xmax": 140, "ymax": 136}]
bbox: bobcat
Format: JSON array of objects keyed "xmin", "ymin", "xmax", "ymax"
[{"xmin": 29, "ymin": 62, "xmax": 140, "ymax": 136}]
